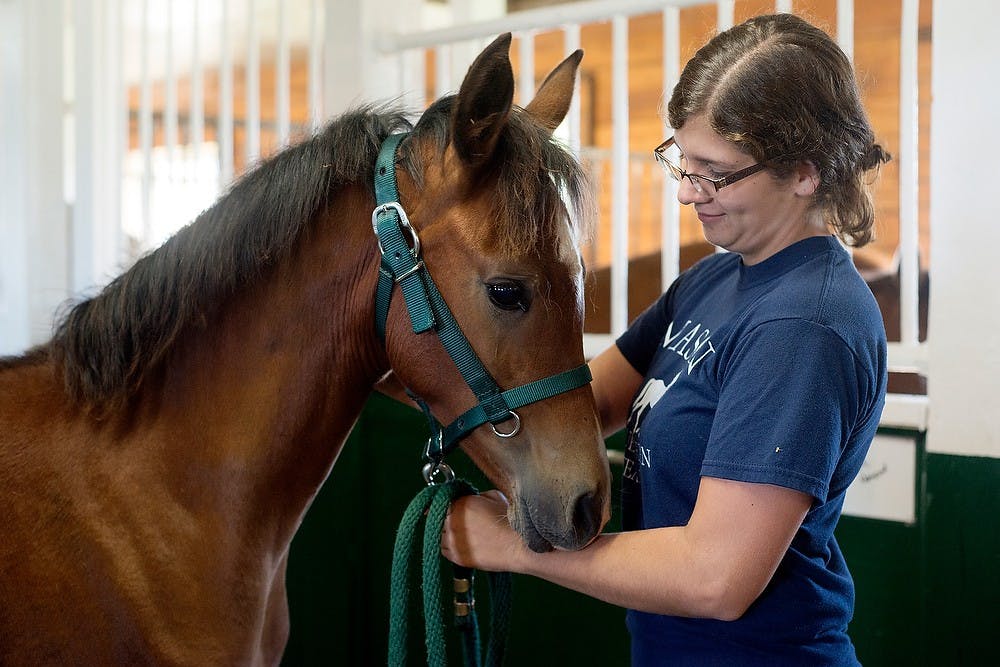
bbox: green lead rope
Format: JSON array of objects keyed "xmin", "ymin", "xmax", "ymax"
[{"xmin": 389, "ymin": 480, "xmax": 512, "ymax": 667}]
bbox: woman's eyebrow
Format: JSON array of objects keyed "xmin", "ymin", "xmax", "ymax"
[{"xmin": 676, "ymin": 140, "xmax": 740, "ymax": 169}]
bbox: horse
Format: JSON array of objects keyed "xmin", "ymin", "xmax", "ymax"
[{"xmin": 0, "ymin": 34, "xmax": 611, "ymax": 665}]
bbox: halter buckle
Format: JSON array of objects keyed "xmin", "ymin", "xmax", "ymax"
[{"xmin": 372, "ymin": 201, "xmax": 421, "ymax": 259}]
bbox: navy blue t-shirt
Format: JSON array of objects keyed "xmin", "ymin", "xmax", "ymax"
[{"xmin": 616, "ymin": 236, "xmax": 887, "ymax": 666}]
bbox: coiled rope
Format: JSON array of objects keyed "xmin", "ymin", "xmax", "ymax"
[{"xmin": 388, "ymin": 479, "xmax": 512, "ymax": 666}]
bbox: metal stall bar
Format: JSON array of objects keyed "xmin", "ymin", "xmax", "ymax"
[
  {"xmin": 190, "ymin": 0, "xmax": 204, "ymax": 161},
  {"xmin": 564, "ymin": 23, "xmax": 582, "ymax": 155},
  {"xmin": 837, "ymin": 0, "xmax": 855, "ymax": 62},
  {"xmin": 220, "ymin": 0, "xmax": 234, "ymax": 185},
  {"xmin": 405, "ymin": 49, "xmax": 427, "ymax": 111},
  {"xmin": 897, "ymin": 0, "xmax": 922, "ymax": 357},
  {"xmin": 610, "ymin": 14, "xmax": 629, "ymax": 337},
  {"xmin": 276, "ymin": 0, "xmax": 290, "ymax": 147},
  {"xmin": 72, "ymin": 0, "xmax": 124, "ymax": 293},
  {"xmin": 309, "ymin": 0, "xmax": 323, "ymax": 132},
  {"xmin": 245, "ymin": 0, "xmax": 260, "ymax": 164},
  {"xmin": 434, "ymin": 44, "xmax": 452, "ymax": 98},
  {"xmin": 165, "ymin": 0, "xmax": 178, "ymax": 181},
  {"xmin": 139, "ymin": 0, "xmax": 153, "ymax": 244},
  {"xmin": 716, "ymin": 0, "xmax": 734, "ymax": 33},
  {"xmin": 518, "ymin": 30, "xmax": 535, "ymax": 106},
  {"xmin": 661, "ymin": 7, "xmax": 681, "ymax": 292}
]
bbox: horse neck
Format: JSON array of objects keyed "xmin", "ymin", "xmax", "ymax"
[{"xmin": 136, "ymin": 184, "xmax": 386, "ymax": 548}]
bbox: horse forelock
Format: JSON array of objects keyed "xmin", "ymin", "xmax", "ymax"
[
  {"xmin": 405, "ymin": 96, "xmax": 595, "ymax": 262},
  {"xmin": 51, "ymin": 105, "xmax": 412, "ymax": 408}
]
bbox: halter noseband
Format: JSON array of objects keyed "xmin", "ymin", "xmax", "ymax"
[{"xmin": 372, "ymin": 132, "xmax": 593, "ymax": 485}]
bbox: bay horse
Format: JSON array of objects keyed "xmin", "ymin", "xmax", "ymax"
[{"xmin": 0, "ymin": 34, "xmax": 610, "ymax": 665}]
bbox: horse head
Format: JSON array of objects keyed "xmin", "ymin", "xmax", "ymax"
[{"xmin": 380, "ymin": 34, "xmax": 610, "ymax": 552}]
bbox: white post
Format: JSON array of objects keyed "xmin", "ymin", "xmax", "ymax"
[
  {"xmin": 716, "ymin": 0, "xmax": 734, "ymax": 33},
  {"xmin": 190, "ymin": 0, "xmax": 205, "ymax": 158},
  {"xmin": 308, "ymin": 0, "xmax": 323, "ymax": 131},
  {"xmin": 165, "ymin": 0, "xmax": 178, "ymax": 181},
  {"xmin": 518, "ymin": 30, "xmax": 535, "ymax": 106},
  {"xmin": 0, "ymin": 0, "xmax": 68, "ymax": 353},
  {"xmin": 661, "ymin": 7, "xmax": 680, "ymax": 291},
  {"xmin": 322, "ymin": 0, "xmax": 423, "ymax": 118},
  {"xmin": 138, "ymin": 0, "xmax": 153, "ymax": 242},
  {"xmin": 276, "ymin": 0, "xmax": 291, "ymax": 146},
  {"xmin": 220, "ymin": 0, "xmax": 234, "ymax": 186},
  {"xmin": 73, "ymin": 0, "xmax": 124, "ymax": 294},
  {"xmin": 898, "ymin": 0, "xmax": 921, "ymax": 347},
  {"xmin": 927, "ymin": 0, "xmax": 1000, "ymax": 459},
  {"xmin": 245, "ymin": 0, "xmax": 260, "ymax": 164},
  {"xmin": 610, "ymin": 15, "xmax": 629, "ymax": 337},
  {"xmin": 0, "ymin": 0, "xmax": 33, "ymax": 353},
  {"xmin": 837, "ymin": 0, "xmax": 855, "ymax": 63},
  {"xmin": 563, "ymin": 24, "xmax": 581, "ymax": 155},
  {"xmin": 434, "ymin": 44, "xmax": 452, "ymax": 98}
]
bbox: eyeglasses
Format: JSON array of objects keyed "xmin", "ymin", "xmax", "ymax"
[{"xmin": 653, "ymin": 137, "xmax": 766, "ymax": 194}]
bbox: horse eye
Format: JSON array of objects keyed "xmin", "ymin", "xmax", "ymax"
[{"xmin": 486, "ymin": 280, "xmax": 529, "ymax": 312}]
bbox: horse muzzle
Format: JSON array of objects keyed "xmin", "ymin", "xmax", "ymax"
[{"xmin": 511, "ymin": 484, "xmax": 609, "ymax": 553}]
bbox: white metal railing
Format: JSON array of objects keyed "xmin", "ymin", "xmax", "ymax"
[
  {"xmin": 896, "ymin": 0, "xmax": 923, "ymax": 369},
  {"xmin": 101, "ymin": 0, "xmax": 928, "ymax": 428},
  {"xmin": 376, "ymin": 0, "xmax": 929, "ymax": 430},
  {"xmin": 378, "ymin": 0, "xmax": 721, "ymax": 344}
]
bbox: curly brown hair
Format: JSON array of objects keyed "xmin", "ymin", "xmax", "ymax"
[{"xmin": 667, "ymin": 13, "xmax": 890, "ymax": 247}]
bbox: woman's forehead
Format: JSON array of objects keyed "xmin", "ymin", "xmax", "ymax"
[{"xmin": 673, "ymin": 115, "xmax": 749, "ymax": 166}]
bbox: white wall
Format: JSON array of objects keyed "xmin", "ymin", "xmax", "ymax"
[
  {"xmin": 926, "ymin": 0, "xmax": 1000, "ymax": 458},
  {"xmin": 323, "ymin": 0, "xmax": 425, "ymax": 116},
  {"xmin": 0, "ymin": 0, "xmax": 69, "ymax": 355}
]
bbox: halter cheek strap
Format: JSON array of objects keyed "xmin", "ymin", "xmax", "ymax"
[
  {"xmin": 374, "ymin": 132, "xmax": 433, "ymax": 337},
  {"xmin": 371, "ymin": 133, "xmax": 592, "ymax": 484}
]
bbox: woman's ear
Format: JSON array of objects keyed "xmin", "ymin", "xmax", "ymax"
[{"xmin": 794, "ymin": 161, "xmax": 821, "ymax": 196}]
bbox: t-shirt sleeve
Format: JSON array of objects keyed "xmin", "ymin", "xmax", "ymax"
[
  {"xmin": 701, "ymin": 318, "xmax": 865, "ymax": 502},
  {"xmin": 616, "ymin": 278, "xmax": 683, "ymax": 376}
]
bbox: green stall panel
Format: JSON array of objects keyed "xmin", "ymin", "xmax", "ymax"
[{"xmin": 284, "ymin": 399, "xmax": 999, "ymax": 666}]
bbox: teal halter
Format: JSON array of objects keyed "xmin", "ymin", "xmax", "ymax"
[{"xmin": 372, "ymin": 132, "xmax": 593, "ymax": 484}]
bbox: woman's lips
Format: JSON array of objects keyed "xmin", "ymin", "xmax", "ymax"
[{"xmin": 696, "ymin": 209, "xmax": 724, "ymax": 224}]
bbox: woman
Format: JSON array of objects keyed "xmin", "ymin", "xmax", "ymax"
[{"xmin": 441, "ymin": 13, "xmax": 889, "ymax": 665}]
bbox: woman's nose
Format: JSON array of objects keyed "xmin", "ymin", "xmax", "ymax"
[{"xmin": 676, "ymin": 176, "xmax": 711, "ymax": 205}]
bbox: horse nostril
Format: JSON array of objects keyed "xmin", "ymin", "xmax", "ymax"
[{"xmin": 572, "ymin": 490, "xmax": 603, "ymax": 542}]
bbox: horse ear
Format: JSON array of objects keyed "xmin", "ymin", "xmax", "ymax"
[
  {"xmin": 451, "ymin": 33, "xmax": 515, "ymax": 168},
  {"xmin": 525, "ymin": 49, "xmax": 583, "ymax": 133}
]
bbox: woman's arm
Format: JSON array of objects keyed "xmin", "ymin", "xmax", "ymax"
[
  {"xmin": 441, "ymin": 475, "xmax": 811, "ymax": 620},
  {"xmin": 589, "ymin": 345, "xmax": 644, "ymax": 438}
]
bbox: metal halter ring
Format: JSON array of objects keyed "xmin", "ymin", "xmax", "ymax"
[
  {"xmin": 490, "ymin": 411, "xmax": 521, "ymax": 439},
  {"xmin": 422, "ymin": 460, "xmax": 456, "ymax": 486}
]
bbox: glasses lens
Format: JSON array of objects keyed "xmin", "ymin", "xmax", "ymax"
[
  {"xmin": 689, "ymin": 175, "xmax": 712, "ymax": 194},
  {"xmin": 656, "ymin": 142, "xmax": 703, "ymax": 194},
  {"xmin": 655, "ymin": 150, "xmax": 683, "ymax": 182}
]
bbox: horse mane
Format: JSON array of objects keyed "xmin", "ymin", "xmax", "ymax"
[
  {"xmin": 50, "ymin": 105, "xmax": 410, "ymax": 407},
  {"xmin": 47, "ymin": 98, "xmax": 592, "ymax": 409}
]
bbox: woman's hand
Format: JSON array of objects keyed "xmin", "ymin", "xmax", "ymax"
[{"xmin": 440, "ymin": 490, "xmax": 526, "ymax": 572}]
